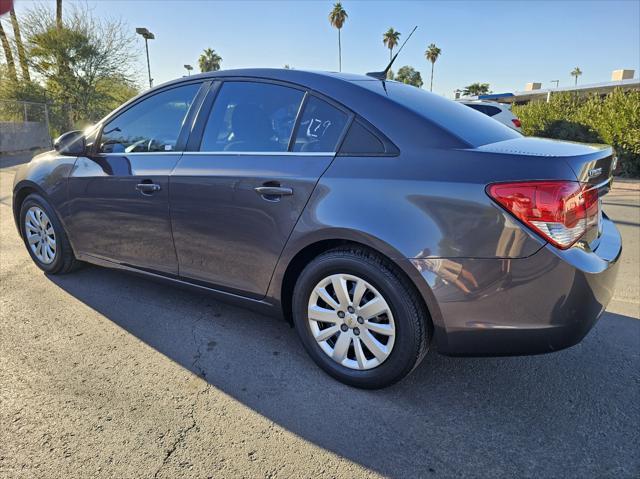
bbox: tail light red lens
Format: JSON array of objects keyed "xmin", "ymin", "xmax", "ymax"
[
  {"xmin": 487, "ymin": 181, "xmax": 599, "ymax": 249},
  {"xmin": 512, "ymin": 118, "xmax": 522, "ymax": 128}
]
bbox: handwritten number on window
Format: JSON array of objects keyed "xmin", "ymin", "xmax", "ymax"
[{"xmin": 306, "ymin": 118, "xmax": 332, "ymax": 138}]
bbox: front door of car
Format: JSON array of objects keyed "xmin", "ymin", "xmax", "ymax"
[
  {"xmin": 65, "ymin": 82, "xmax": 204, "ymax": 274},
  {"xmin": 170, "ymin": 80, "xmax": 351, "ymax": 297}
]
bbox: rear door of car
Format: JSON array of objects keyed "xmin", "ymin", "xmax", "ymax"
[
  {"xmin": 170, "ymin": 79, "xmax": 351, "ymax": 297},
  {"xmin": 65, "ymin": 81, "xmax": 207, "ymax": 274}
]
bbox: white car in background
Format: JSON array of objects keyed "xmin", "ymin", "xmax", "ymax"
[{"xmin": 457, "ymin": 100, "xmax": 522, "ymax": 132}]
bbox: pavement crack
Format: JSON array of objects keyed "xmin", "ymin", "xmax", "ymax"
[
  {"xmin": 153, "ymin": 386, "xmax": 208, "ymax": 479},
  {"xmin": 152, "ymin": 316, "xmax": 212, "ymax": 478},
  {"xmin": 153, "ymin": 420, "xmax": 196, "ymax": 479},
  {"xmin": 190, "ymin": 316, "xmax": 207, "ymax": 379}
]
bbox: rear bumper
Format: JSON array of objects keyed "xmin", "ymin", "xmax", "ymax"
[{"xmin": 411, "ymin": 215, "xmax": 622, "ymax": 356}]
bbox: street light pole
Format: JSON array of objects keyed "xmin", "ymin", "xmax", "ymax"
[
  {"xmin": 144, "ymin": 37, "xmax": 152, "ymax": 87},
  {"xmin": 136, "ymin": 27, "xmax": 155, "ymax": 88}
]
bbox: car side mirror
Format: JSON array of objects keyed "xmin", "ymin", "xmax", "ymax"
[{"xmin": 54, "ymin": 130, "xmax": 86, "ymax": 156}]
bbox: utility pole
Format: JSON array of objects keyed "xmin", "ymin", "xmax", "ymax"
[{"xmin": 136, "ymin": 27, "xmax": 155, "ymax": 88}]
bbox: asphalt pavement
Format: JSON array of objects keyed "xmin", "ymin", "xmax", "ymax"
[{"xmin": 1, "ymin": 152, "xmax": 638, "ymax": 478}]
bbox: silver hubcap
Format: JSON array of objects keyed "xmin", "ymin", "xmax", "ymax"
[
  {"xmin": 24, "ymin": 206, "xmax": 56, "ymax": 264},
  {"xmin": 307, "ymin": 274, "xmax": 396, "ymax": 370}
]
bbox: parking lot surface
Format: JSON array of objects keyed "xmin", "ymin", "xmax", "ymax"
[{"xmin": 1, "ymin": 152, "xmax": 639, "ymax": 478}]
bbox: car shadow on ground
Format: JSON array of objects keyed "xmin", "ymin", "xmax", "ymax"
[{"xmin": 49, "ymin": 264, "xmax": 639, "ymax": 477}]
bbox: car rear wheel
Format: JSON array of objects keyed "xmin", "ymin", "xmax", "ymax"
[
  {"xmin": 292, "ymin": 247, "xmax": 429, "ymax": 389},
  {"xmin": 20, "ymin": 193, "xmax": 81, "ymax": 274}
]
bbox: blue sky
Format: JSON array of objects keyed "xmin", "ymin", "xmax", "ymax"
[{"xmin": 13, "ymin": 0, "xmax": 640, "ymax": 97}]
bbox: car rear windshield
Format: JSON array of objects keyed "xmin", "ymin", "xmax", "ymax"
[{"xmin": 357, "ymin": 81, "xmax": 520, "ymax": 147}]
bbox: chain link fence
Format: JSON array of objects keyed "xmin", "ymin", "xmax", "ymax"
[
  {"xmin": 0, "ymin": 99, "xmax": 51, "ymax": 125},
  {"xmin": 0, "ymin": 100, "xmax": 53, "ymax": 153}
]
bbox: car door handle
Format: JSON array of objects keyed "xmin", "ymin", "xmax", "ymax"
[
  {"xmin": 136, "ymin": 182, "xmax": 161, "ymax": 194},
  {"xmin": 254, "ymin": 186, "xmax": 293, "ymax": 197}
]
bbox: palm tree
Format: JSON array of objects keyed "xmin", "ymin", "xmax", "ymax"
[
  {"xmin": 0, "ymin": 20, "xmax": 17, "ymax": 81},
  {"xmin": 199, "ymin": 48, "xmax": 222, "ymax": 72},
  {"xmin": 462, "ymin": 83, "xmax": 490, "ymax": 96},
  {"xmin": 56, "ymin": 0, "xmax": 63, "ymax": 30},
  {"xmin": 328, "ymin": 2, "xmax": 347, "ymax": 72},
  {"xmin": 425, "ymin": 43, "xmax": 441, "ymax": 92},
  {"xmin": 383, "ymin": 28, "xmax": 401, "ymax": 62},
  {"xmin": 571, "ymin": 67, "xmax": 582, "ymax": 86},
  {"xmin": 9, "ymin": 7, "xmax": 30, "ymax": 81}
]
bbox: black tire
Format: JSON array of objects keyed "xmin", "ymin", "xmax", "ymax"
[
  {"xmin": 19, "ymin": 193, "xmax": 81, "ymax": 274},
  {"xmin": 292, "ymin": 247, "xmax": 430, "ymax": 389}
]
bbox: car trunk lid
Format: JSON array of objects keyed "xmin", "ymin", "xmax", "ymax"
[{"xmin": 478, "ymin": 137, "xmax": 615, "ymax": 247}]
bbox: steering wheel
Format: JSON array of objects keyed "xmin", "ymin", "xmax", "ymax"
[{"xmin": 125, "ymin": 138, "xmax": 152, "ymax": 153}]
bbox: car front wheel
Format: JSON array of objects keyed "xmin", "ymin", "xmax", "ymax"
[
  {"xmin": 292, "ymin": 247, "xmax": 430, "ymax": 389},
  {"xmin": 19, "ymin": 193, "xmax": 80, "ymax": 274}
]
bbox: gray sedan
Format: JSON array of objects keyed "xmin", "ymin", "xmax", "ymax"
[{"xmin": 12, "ymin": 69, "xmax": 621, "ymax": 388}]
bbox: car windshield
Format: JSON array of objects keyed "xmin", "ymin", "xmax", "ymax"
[{"xmin": 357, "ymin": 81, "xmax": 521, "ymax": 147}]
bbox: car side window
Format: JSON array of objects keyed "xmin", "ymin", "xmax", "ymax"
[
  {"xmin": 466, "ymin": 104, "xmax": 487, "ymax": 115},
  {"xmin": 467, "ymin": 104, "xmax": 502, "ymax": 117},
  {"xmin": 339, "ymin": 120, "xmax": 385, "ymax": 155},
  {"xmin": 200, "ymin": 82, "xmax": 304, "ymax": 152},
  {"xmin": 484, "ymin": 105, "xmax": 502, "ymax": 117},
  {"xmin": 292, "ymin": 96, "xmax": 348, "ymax": 152},
  {"xmin": 99, "ymin": 84, "xmax": 200, "ymax": 154}
]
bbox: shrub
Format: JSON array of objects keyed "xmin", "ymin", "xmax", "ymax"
[{"xmin": 513, "ymin": 89, "xmax": 640, "ymax": 177}]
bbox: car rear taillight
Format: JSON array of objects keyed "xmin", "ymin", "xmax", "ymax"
[
  {"xmin": 512, "ymin": 118, "xmax": 522, "ymax": 128},
  {"xmin": 487, "ymin": 181, "xmax": 599, "ymax": 249}
]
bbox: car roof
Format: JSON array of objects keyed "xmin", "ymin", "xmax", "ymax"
[
  {"xmin": 156, "ymin": 68, "xmax": 380, "ymax": 91},
  {"xmin": 457, "ymin": 99, "xmax": 509, "ymax": 108}
]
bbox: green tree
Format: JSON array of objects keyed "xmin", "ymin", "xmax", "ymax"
[
  {"xmin": 396, "ymin": 66, "xmax": 423, "ymax": 88},
  {"xmin": 424, "ymin": 43, "xmax": 441, "ymax": 92},
  {"xmin": 91, "ymin": 75, "xmax": 139, "ymax": 121},
  {"xmin": 462, "ymin": 82, "xmax": 491, "ymax": 96},
  {"xmin": 199, "ymin": 48, "xmax": 222, "ymax": 72},
  {"xmin": 328, "ymin": 2, "xmax": 347, "ymax": 72},
  {"xmin": 21, "ymin": 4, "xmax": 138, "ymax": 129},
  {"xmin": 383, "ymin": 28, "xmax": 401, "ymax": 62},
  {"xmin": 571, "ymin": 67, "xmax": 582, "ymax": 86},
  {"xmin": 0, "ymin": 67, "xmax": 48, "ymax": 122}
]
